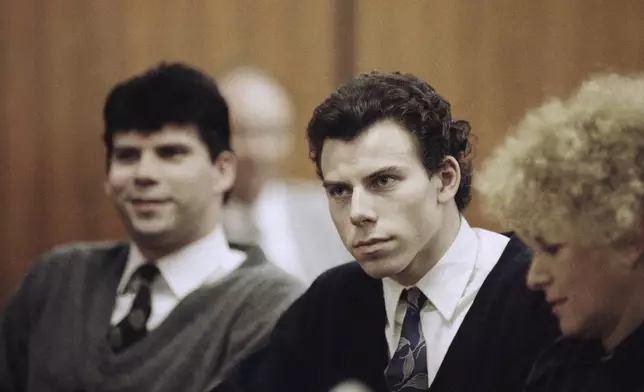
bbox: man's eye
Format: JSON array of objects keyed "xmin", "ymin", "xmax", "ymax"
[
  {"xmin": 372, "ymin": 175, "xmax": 397, "ymax": 188},
  {"xmin": 113, "ymin": 149, "xmax": 139, "ymax": 162},
  {"xmin": 327, "ymin": 186, "xmax": 350, "ymax": 198},
  {"xmin": 157, "ymin": 146, "xmax": 189, "ymax": 159}
]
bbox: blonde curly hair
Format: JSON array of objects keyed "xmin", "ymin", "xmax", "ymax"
[{"xmin": 475, "ymin": 73, "xmax": 644, "ymax": 246}]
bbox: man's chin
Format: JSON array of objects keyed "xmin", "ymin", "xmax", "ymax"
[
  {"xmin": 356, "ymin": 258, "xmax": 404, "ymax": 279},
  {"xmin": 128, "ymin": 223, "xmax": 172, "ymax": 242}
]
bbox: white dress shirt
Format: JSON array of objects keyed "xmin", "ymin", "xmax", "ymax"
[
  {"xmin": 382, "ymin": 218, "xmax": 510, "ymax": 387},
  {"xmin": 111, "ymin": 225, "xmax": 246, "ymax": 330}
]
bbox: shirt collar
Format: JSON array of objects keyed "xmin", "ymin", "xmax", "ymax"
[
  {"xmin": 382, "ymin": 217, "xmax": 479, "ymax": 326},
  {"xmin": 118, "ymin": 225, "xmax": 237, "ymax": 299}
]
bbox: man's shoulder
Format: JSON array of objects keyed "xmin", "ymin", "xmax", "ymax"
[
  {"xmin": 489, "ymin": 231, "xmax": 533, "ymax": 276},
  {"xmin": 39, "ymin": 241, "xmax": 127, "ymax": 269},
  {"xmin": 17, "ymin": 241, "xmax": 126, "ymax": 287},
  {"xmin": 474, "ymin": 228, "xmax": 530, "ymax": 259},
  {"xmin": 471, "ymin": 230, "xmax": 541, "ymax": 305},
  {"xmin": 45, "ymin": 240, "xmax": 126, "ymax": 258},
  {"xmin": 315, "ymin": 260, "xmax": 365, "ymax": 279},
  {"xmin": 230, "ymin": 243, "xmax": 306, "ymax": 288},
  {"xmin": 466, "ymin": 227, "xmax": 531, "ymax": 285},
  {"xmin": 308, "ymin": 261, "xmax": 380, "ymax": 296},
  {"xmin": 276, "ymin": 261, "xmax": 382, "ymax": 329},
  {"xmin": 7, "ymin": 241, "xmax": 128, "ymax": 311},
  {"xmin": 499, "ymin": 231, "xmax": 531, "ymax": 259},
  {"xmin": 501, "ymin": 233, "xmax": 535, "ymax": 282},
  {"xmin": 218, "ymin": 245, "xmax": 306, "ymax": 320}
]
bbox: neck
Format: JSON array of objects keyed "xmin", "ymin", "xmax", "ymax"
[
  {"xmin": 392, "ymin": 205, "xmax": 461, "ymax": 286},
  {"xmin": 133, "ymin": 211, "xmax": 220, "ymax": 261},
  {"xmin": 602, "ymin": 286, "xmax": 644, "ymax": 352}
]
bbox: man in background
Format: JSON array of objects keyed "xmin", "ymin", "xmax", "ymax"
[
  {"xmin": 219, "ymin": 66, "xmax": 351, "ymax": 283},
  {"xmin": 0, "ymin": 62, "xmax": 303, "ymax": 392}
]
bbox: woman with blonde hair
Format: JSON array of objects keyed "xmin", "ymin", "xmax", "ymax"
[{"xmin": 476, "ymin": 73, "xmax": 644, "ymax": 392}]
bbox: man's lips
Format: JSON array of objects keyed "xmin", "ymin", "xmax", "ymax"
[
  {"xmin": 128, "ymin": 198, "xmax": 172, "ymax": 212},
  {"xmin": 353, "ymin": 237, "xmax": 392, "ymax": 248},
  {"xmin": 352, "ymin": 237, "xmax": 394, "ymax": 254},
  {"xmin": 129, "ymin": 198, "xmax": 171, "ymax": 204}
]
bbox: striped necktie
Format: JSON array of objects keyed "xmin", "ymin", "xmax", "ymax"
[{"xmin": 107, "ymin": 263, "xmax": 160, "ymax": 353}]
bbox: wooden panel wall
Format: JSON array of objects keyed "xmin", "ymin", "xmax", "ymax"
[
  {"xmin": 2, "ymin": 0, "xmax": 644, "ymax": 307},
  {"xmin": 354, "ymin": 0, "xmax": 644, "ymax": 231},
  {"xmin": 0, "ymin": 0, "xmax": 336, "ymax": 306}
]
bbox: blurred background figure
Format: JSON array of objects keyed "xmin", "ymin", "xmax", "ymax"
[{"xmin": 218, "ymin": 66, "xmax": 351, "ymax": 283}]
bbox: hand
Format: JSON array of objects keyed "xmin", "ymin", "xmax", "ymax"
[{"xmin": 329, "ymin": 380, "xmax": 372, "ymax": 392}]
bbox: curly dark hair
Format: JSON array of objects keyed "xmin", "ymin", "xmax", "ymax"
[
  {"xmin": 306, "ymin": 70, "xmax": 474, "ymax": 211},
  {"xmin": 103, "ymin": 62, "xmax": 230, "ymax": 163}
]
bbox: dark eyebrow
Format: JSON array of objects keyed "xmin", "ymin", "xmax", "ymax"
[
  {"xmin": 156, "ymin": 142, "xmax": 192, "ymax": 150},
  {"xmin": 112, "ymin": 143, "xmax": 139, "ymax": 150},
  {"xmin": 321, "ymin": 166, "xmax": 403, "ymax": 189},
  {"xmin": 365, "ymin": 166, "xmax": 403, "ymax": 181},
  {"xmin": 321, "ymin": 180, "xmax": 349, "ymax": 189},
  {"xmin": 112, "ymin": 145, "xmax": 140, "ymax": 155}
]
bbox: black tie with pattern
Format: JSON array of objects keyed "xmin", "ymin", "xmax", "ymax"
[
  {"xmin": 108, "ymin": 263, "xmax": 160, "ymax": 353},
  {"xmin": 384, "ymin": 287, "xmax": 429, "ymax": 392}
]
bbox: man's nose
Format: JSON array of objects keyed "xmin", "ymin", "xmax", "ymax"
[
  {"xmin": 349, "ymin": 188, "xmax": 377, "ymax": 227},
  {"xmin": 134, "ymin": 152, "xmax": 160, "ymax": 185}
]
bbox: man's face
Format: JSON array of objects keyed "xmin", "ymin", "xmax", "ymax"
[
  {"xmin": 224, "ymin": 78, "xmax": 294, "ymax": 202},
  {"xmin": 320, "ymin": 120, "xmax": 451, "ymax": 283},
  {"xmin": 525, "ymin": 234, "xmax": 637, "ymax": 340},
  {"xmin": 230, "ymin": 113, "xmax": 290, "ymax": 181},
  {"xmin": 105, "ymin": 125, "xmax": 235, "ymax": 250}
]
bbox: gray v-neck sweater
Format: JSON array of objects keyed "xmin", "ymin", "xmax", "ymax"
[{"xmin": 0, "ymin": 241, "xmax": 304, "ymax": 392}]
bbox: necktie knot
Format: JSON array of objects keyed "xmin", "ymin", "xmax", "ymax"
[
  {"xmin": 126, "ymin": 263, "xmax": 160, "ymax": 292},
  {"xmin": 404, "ymin": 287, "xmax": 427, "ymax": 313},
  {"xmin": 109, "ymin": 263, "xmax": 159, "ymax": 353},
  {"xmin": 135, "ymin": 263, "xmax": 160, "ymax": 283}
]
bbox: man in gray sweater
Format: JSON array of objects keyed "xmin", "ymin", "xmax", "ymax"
[{"xmin": 0, "ymin": 62, "xmax": 304, "ymax": 392}]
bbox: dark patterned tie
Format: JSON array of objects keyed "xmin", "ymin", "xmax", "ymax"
[
  {"xmin": 384, "ymin": 287, "xmax": 429, "ymax": 392},
  {"xmin": 107, "ymin": 263, "xmax": 160, "ymax": 353}
]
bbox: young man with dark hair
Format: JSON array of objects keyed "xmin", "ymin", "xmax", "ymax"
[
  {"xmin": 0, "ymin": 62, "xmax": 303, "ymax": 392},
  {"xmin": 216, "ymin": 71, "xmax": 558, "ymax": 392}
]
